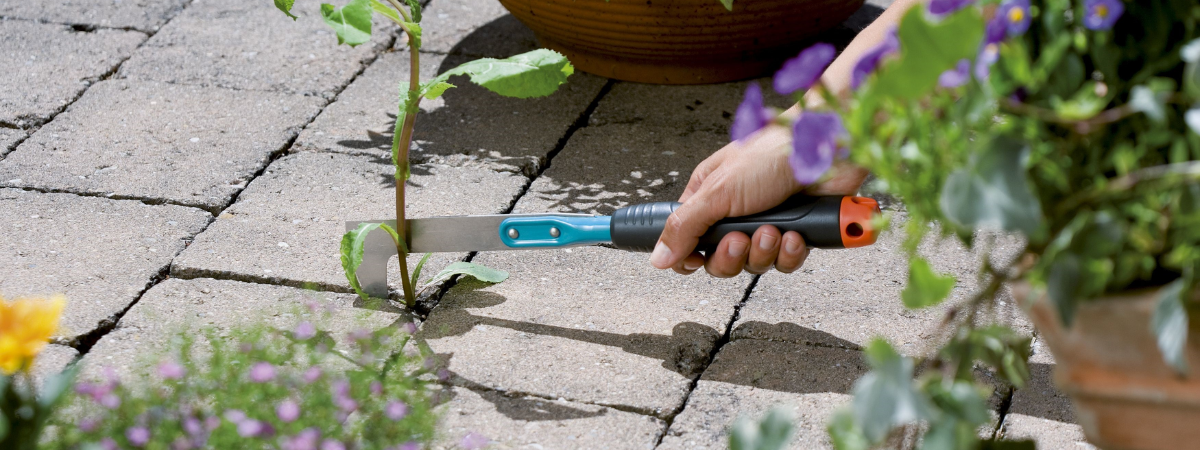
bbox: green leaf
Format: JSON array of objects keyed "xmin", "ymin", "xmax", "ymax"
[
  {"xmin": 275, "ymin": 0, "xmax": 298, "ymax": 19},
  {"xmin": 852, "ymin": 339, "xmax": 932, "ymax": 443},
  {"xmin": 321, "ymin": 0, "xmax": 373, "ymax": 47},
  {"xmin": 411, "ymin": 252, "xmax": 432, "ymax": 287},
  {"xmin": 370, "ymin": 0, "xmax": 400, "ymax": 22},
  {"xmin": 1046, "ymin": 253, "xmax": 1082, "ymax": 326},
  {"xmin": 405, "ymin": 0, "xmax": 422, "ymax": 23},
  {"xmin": 421, "ymin": 81, "xmax": 456, "ymax": 100},
  {"xmin": 431, "ymin": 49, "xmax": 574, "ymax": 99},
  {"xmin": 718, "ymin": 0, "xmax": 734, "ymax": 11},
  {"xmin": 1152, "ymin": 279, "xmax": 1190, "ymax": 375},
  {"xmin": 341, "ymin": 222, "xmax": 383, "ymax": 300},
  {"xmin": 827, "ymin": 409, "xmax": 870, "ymax": 450},
  {"xmin": 872, "ymin": 6, "xmax": 984, "ymax": 101},
  {"xmin": 36, "ymin": 363, "xmax": 79, "ymax": 410},
  {"xmin": 940, "ymin": 136, "xmax": 1042, "ymax": 236},
  {"xmin": 902, "ymin": 256, "xmax": 957, "ymax": 309},
  {"xmin": 426, "ymin": 262, "xmax": 509, "ymax": 287},
  {"xmin": 1051, "ymin": 81, "xmax": 1106, "ymax": 120},
  {"xmin": 729, "ymin": 406, "xmax": 795, "ymax": 450}
]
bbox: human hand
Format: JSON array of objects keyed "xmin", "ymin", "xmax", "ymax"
[{"xmin": 649, "ymin": 122, "xmax": 867, "ymax": 277}]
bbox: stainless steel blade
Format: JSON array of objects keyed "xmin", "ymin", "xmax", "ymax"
[{"xmin": 407, "ymin": 213, "xmax": 597, "ymax": 252}]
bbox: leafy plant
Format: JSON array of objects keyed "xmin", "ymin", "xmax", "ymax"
[
  {"xmin": 276, "ymin": 0, "xmax": 574, "ymax": 307},
  {"xmin": 729, "ymin": 406, "xmax": 796, "ymax": 450},
  {"xmin": 48, "ymin": 306, "xmax": 441, "ymax": 449},
  {"xmin": 732, "ymin": 0, "xmax": 1200, "ymax": 447},
  {"xmin": 0, "ymin": 296, "xmax": 74, "ymax": 450}
]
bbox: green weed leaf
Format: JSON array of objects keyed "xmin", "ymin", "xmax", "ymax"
[
  {"xmin": 37, "ymin": 363, "xmax": 79, "ymax": 410},
  {"xmin": 433, "ymin": 49, "xmax": 573, "ymax": 99},
  {"xmin": 426, "ymin": 262, "xmax": 509, "ymax": 287},
  {"xmin": 405, "ymin": 0, "xmax": 422, "ymax": 23},
  {"xmin": 729, "ymin": 406, "xmax": 795, "ymax": 450},
  {"xmin": 1152, "ymin": 279, "xmax": 1190, "ymax": 374},
  {"xmin": 321, "ymin": 0, "xmax": 373, "ymax": 47},
  {"xmin": 341, "ymin": 222, "xmax": 383, "ymax": 300},
  {"xmin": 1046, "ymin": 253, "xmax": 1082, "ymax": 326},
  {"xmin": 872, "ymin": 6, "xmax": 984, "ymax": 101},
  {"xmin": 421, "ymin": 81, "xmax": 456, "ymax": 99},
  {"xmin": 902, "ymin": 256, "xmax": 956, "ymax": 309},
  {"xmin": 275, "ymin": 0, "xmax": 298, "ymax": 19},
  {"xmin": 718, "ymin": 0, "xmax": 734, "ymax": 11},
  {"xmin": 940, "ymin": 136, "xmax": 1042, "ymax": 235},
  {"xmin": 827, "ymin": 409, "xmax": 870, "ymax": 450},
  {"xmin": 852, "ymin": 339, "xmax": 932, "ymax": 443},
  {"xmin": 370, "ymin": 0, "xmax": 400, "ymax": 22},
  {"xmin": 411, "ymin": 252, "xmax": 432, "ymax": 288}
]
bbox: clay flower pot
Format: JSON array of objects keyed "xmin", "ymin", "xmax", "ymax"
[
  {"xmin": 1015, "ymin": 283, "xmax": 1200, "ymax": 450},
  {"xmin": 495, "ymin": 0, "xmax": 865, "ymax": 84}
]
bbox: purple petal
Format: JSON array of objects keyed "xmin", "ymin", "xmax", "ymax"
[
  {"xmin": 928, "ymin": 0, "xmax": 974, "ymax": 15},
  {"xmin": 277, "ymin": 399, "xmax": 301, "ymax": 423},
  {"xmin": 851, "ymin": 29, "xmax": 900, "ymax": 89},
  {"xmin": 100, "ymin": 438, "xmax": 119, "ymax": 450},
  {"xmin": 183, "ymin": 417, "xmax": 203, "ymax": 436},
  {"xmin": 249, "ymin": 362, "xmax": 276, "ymax": 383},
  {"xmin": 998, "ymin": 0, "xmax": 1031, "ymax": 36},
  {"xmin": 347, "ymin": 328, "xmax": 371, "ymax": 343},
  {"xmin": 774, "ymin": 43, "xmax": 837, "ymax": 95},
  {"xmin": 99, "ymin": 393, "xmax": 121, "ymax": 409},
  {"xmin": 938, "ymin": 59, "xmax": 972, "ymax": 88},
  {"xmin": 79, "ymin": 417, "xmax": 101, "ymax": 433},
  {"xmin": 385, "ymin": 400, "xmax": 409, "ymax": 421},
  {"xmin": 293, "ymin": 321, "xmax": 317, "ymax": 340},
  {"xmin": 321, "ymin": 440, "xmax": 347, "ymax": 450},
  {"xmin": 731, "ymin": 83, "xmax": 772, "ymax": 141},
  {"xmin": 401, "ymin": 322, "xmax": 418, "ymax": 334},
  {"xmin": 224, "ymin": 409, "xmax": 247, "ymax": 424},
  {"xmin": 282, "ymin": 429, "xmax": 322, "ymax": 450},
  {"xmin": 1083, "ymin": 0, "xmax": 1124, "ymax": 30},
  {"xmin": 461, "ymin": 432, "xmax": 490, "ymax": 450},
  {"xmin": 974, "ymin": 44, "xmax": 999, "ymax": 80},
  {"xmin": 126, "ymin": 427, "xmax": 150, "ymax": 447},
  {"xmin": 157, "ymin": 361, "xmax": 186, "ymax": 380},
  {"xmin": 370, "ymin": 380, "xmax": 383, "ymax": 396},
  {"xmin": 237, "ymin": 419, "xmax": 264, "ymax": 438},
  {"xmin": 170, "ymin": 437, "xmax": 192, "ymax": 450},
  {"xmin": 302, "ymin": 367, "xmax": 322, "ymax": 384},
  {"xmin": 397, "ymin": 442, "xmax": 421, "ymax": 450},
  {"xmin": 984, "ymin": 15, "xmax": 1007, "ymax": 45},
  {"xmin": 789, "ymin": 113, "xmax": 846, "ymax": 185}
]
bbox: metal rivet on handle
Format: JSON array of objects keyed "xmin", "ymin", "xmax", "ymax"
[
  {"xmin": 507, "ymin": 228, "xmax": 519, "ymax": 239},
  {"xmin": 549, "ymin": 227, "xmax": 560, "ymax": 238}
]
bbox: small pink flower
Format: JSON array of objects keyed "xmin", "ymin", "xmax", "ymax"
[
  {"xmin": 277, "ymin": 399, "xmax": 301, "ymax": 423},
  {"xmin": 294, "ymin": 321, "xmax": 317, "ymax": 340},
  {"xmin": 437, "ymin": 369, "xmax": 451, "ymax": 381},
  {"xmin": 126, "ymin": 426, "xmax": 150, "ymax": 447},
  {"xmin": 157, "ymin": 361, "xmax": 186, "ymax": 379},
  {"xmin": 401, "ymin": 322, "xmax": 418, "ymax": 334},
  {"xmin": 78, "ymin": 417, "xmax": 101, "ymax": 432},
  {"xmin": 347, "ymin": 328, "xmax": 371, "ymax": 343},
  {"xmin": 321, "ymin": 440, "xmax": 347, "ymax": 450},
  {"xmin": 460, "ymin": 432, "xmax": 489, "ymax": 450},
  {"xmin": 335, "ymin": 396, "xmax": 358, "ymax": 412},
  {"xmin": 205, "ymin": 416, "xmax": 221, "ymax": 431},
  {"xmin": 171, "ymin": 436, "xmax": 192, "ymax": 450},
  {"xmin": 249, "ymin": 362, "xmax": 276, "ymax": 382},
  {"xmin": 238, "ymin": 419, "xmax": 264, "ymax": 437},
  {"xmin": 397, "ymin": 442, "xmax": 420, "ymax": 450},
  {"xmin": 370, "ymin": 380, "xmax": 383, "ymax": 396},
  {"xmin": 385, "ymin": 401, "xmax": 408, "ymax": 421},
  {"xmin": 183, "ymin": 416, "xmax": 203, "ymax": 436},
  {"xmin": 224, "ymin": 409, "xmax": 247, "ymax": 424},
  {"xmin": 100, "ymin": 438, "xmax": 119, "ymax": 450},
  {"xmin": 303, "ymin": 367, "xmax": 322, "ymax": 383},
  {"xmin": 281, "ymin": 428, "xmax": 321, "ymax": 450},
  {"xmin": 99, "ymin": 393, "xmax": 121, "ymax": 409}
]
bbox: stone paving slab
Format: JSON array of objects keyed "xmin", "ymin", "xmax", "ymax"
[
  {"xmin": 0, "ymin": 188, "xmax": 210, "ymax": 340},
  {"xmin": 117, "ymin": 0, "xmax": 394, "ymax": 98},
  {"xmin": 998, "ymin": 337, "xmax": 1090, "ymax": 448},
  {"xmin": 657, "ymin": 339, "xmax": 867, "ymax": 450},
  {"xmin": 0, "ymin": 128, "xmax": 26, "ymax": 157},
  {"xmin": 0, "ymin": 79, "xmax": 325, "ymax": 212},
  {"xmin": 171, "ymin": 151, "xmax": 526, "ymax": 295},
  {"xmin": 293, "ymin": 51, "xmax": 608, "ymax": 174},
  {"xmin": 409, "ymin": 0, "xmax": 539, "ymax": 58},
  {"xmin": 0, "ymin": 20, "xmax": 145, "ymax": 127},
  {"xmin": 79, "ymin": 277, "xmax": 409, "ymax": 381},
  {"xmin": 0, "ymin": 0, "xmax": 188, "ymax": 32},
  {"xmin": 432, "ymin": 386, "xmax": 663, "ymax": 449},
  {"xmin": 31, "ymin": 344, "xmax": 79, "ymax": 385}
]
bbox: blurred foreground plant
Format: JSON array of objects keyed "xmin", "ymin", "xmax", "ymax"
[{"xmin": 0, "ymin": 295, "xmax": 74, "ymax": 450}]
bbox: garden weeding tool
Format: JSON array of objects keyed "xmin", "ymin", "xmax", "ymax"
[{"xmin": 347, "ymin": 195, "xmax": 880, "ymax": 297}]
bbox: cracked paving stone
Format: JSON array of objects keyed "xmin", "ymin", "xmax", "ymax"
[
  {"xmin": 0, "ymin": 80, "xmax": 324, "ymax": 212},
  {"xmin": 588, "ymin": 77, "xmax": 793, "ymax": 137},
  {"xmin": 0, "ymin": 20, "xmax": 145, "ymax": 128},
  {"xmin": 117, "ymin": 0, "xmax": 394, "ymax": 98},
  {"xmin": 998, "ymin": 337, "xmax": 1090, "ymax": 449},
  {"xmin": 79, "ymin": 278, "xmax": 411, "ymax": 381},
  {"xmin": 292, "ymin": 51, "xmax": 607, "ymax": 175},
  {"xmin": 1, "ymin": 128, "xmax": 27, "ymax": 157},
  {"xmin": 171, "ymin": 151, "xmax": 527, "ymax": 295},
  {"xmin": 732, "ymin": 218, "xmax": 1029, "ymax": 352},
  {"xmin": 657, "ymin": 339, "xmax": 868, "ymax": 449},
  {"xmin": 406, "ymin": 0, "xmax": 539, "ymax": 58},
  {"xmin": 431, "ymin": 386, "xmax": 663, "ymax": 449},
  {"xmin": 0, "ymin": 0, "xmax": 188, "ymax": 32},
  {"xmin": 30, "ymin": 344, "xmax": 79, "ymax": 385},
  {"xmin": 0, "ymin": 189, "xmax": 210, "ymax": 341}
]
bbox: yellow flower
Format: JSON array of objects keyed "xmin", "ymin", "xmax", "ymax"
[{"xmin": 0, "ymin": 295, "xmax": 65, "ymax": 375}]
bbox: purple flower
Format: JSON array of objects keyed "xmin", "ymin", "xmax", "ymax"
[
  {"xmin": 385, "ymin": 400, "xmax": 409, "ymax": 421},
  {"xmin": 789, "ymin": 113, "xmax": 847, "ymax": 185},
  {"xmin": 100, "ymin": 438, "xmax": 119, "ymax": 450},
  {"xmin": 277, "ymin": 399, "xmax": 301, "ymax": 423},
  {"xmin": 183, "ymin": 416, "xmax": 203, "ymax": 436},
  {"xmin": 938, "ymin": 59, "xmax": 971, "ymax": 88},
  {"xmin": 997, "ymin": 0, "xmax": 1031, "ymax": 36},
  {"xmin": 281, "ymin": 429, "xmax": 321, "ymax": 450},
  {"xmin": 335, "ymin": 396, "xmax": 358, "ymax": 412},
  {"xmin": 321, "ymin": 440, "xmax": 347, "ymax": 450},
  {"xmin": 170, "ymin": 437, "xmax": 192, "ymax": 450},
  {"xmin": 332, "ymin": 379, "xmax": 351, "ymax": 397},
  {"xmin": 99, "ymin": 393, "xmax": 121, "ymax": 409},
  {"xmin": 294, "ymin": 321, "xmax": 317, "ymax": 340},
  {"xmin": 731, "ymin": 83, "xmax": 774, "ymax": 141},
  {"xmin": 774, "ymin": 43, "xmax": 836, "ymax": 95},
  {"xmin": 984, "ymin": 15, "xmax": 1007, "ymax": 45},
  {"xmin": 157, "ymin": 361, "xmax": 186, "ymax": 380},
  {"xmin": 437, "ymin": 368, "xmax": 451, "ymax": 381},
  {"xmin": 238, "ymin": 419, "xmax": 265, "ymax": 438},
  {"xmin": 347, "ymin": 328, "xmax": 371, "ymax": 343},
  {"xmin": 928, "ymin": 0, "xmax": 973, "ymax": 15},
  {"xmin": 79, "ymin": 417, "xmax": 101, "ymax": 433},
  {"xmin": 401, "ymin": 322, "xmax": 418, "ymax": 334},
  {"xmin": 1083, "ymin": 0, "xmax": 1123, "ymax": 30},
  {"xmin": 370, "ymin": 380, "xmax": 383, "ymax": 396},
  {"xmin": 303, "ymin": 367, "xmax": 323, "ymax": 384},
  {"xmin": 205, "ymin": 416, "xmax": 221, "ymax": 431},
  {"xmin": 460, "ymin": 432, "xmax": 490, "ymax": 450},
  {"xmin": 126, "ymin": 427, "xmax": 150, "ymax": 447},
  {"xmin": 975, "ymin": 43, "xmax": 1000, "ymax": 80},
  {"xmin": 395, "ymin": 443, "xmax": 421, "ymax": 450},
  {"xmin": 249, "ymin": 362, "xmax": 276, "ymax": 383},
  {"xmin": 851, "ymin": 29, "xmax": 900, "ymax": 89},
  {"xmin": 224, "ymin": 409, "xmax": 247, "ymax": 424}
]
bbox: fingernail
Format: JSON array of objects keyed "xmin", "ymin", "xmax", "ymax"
[
  {"xmin": 759, "ymin": 233, "xmax": 778, "ymax": 251},
  {"xmin": 784, "ymin": 236, "xmax": 801, "ymax": 254},
  {"xmin": 683, "ymin": 260, "xmax": 702, "ymax": 271},
  {"xmin": 650, "ymin": 241, "xmax": 673, "ymax": 268},
  {"xmin": 728, "ymin": 240, "xmax": 748, "ymax": 258}
]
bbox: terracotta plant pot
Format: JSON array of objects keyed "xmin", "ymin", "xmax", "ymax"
[
  {"xmin": 1015, "ymin": 283, "xmax": 1200, "ymax": 450},
  {"xmin": 495, "ymin": 0, "xmax": 865, "ymax": 84}
]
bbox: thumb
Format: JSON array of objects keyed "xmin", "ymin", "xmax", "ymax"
[{"xmin": 650, "ymin": 191, "xmax": 728, "ymax": 269}]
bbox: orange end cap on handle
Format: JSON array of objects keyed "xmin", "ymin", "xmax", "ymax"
[{"xmin": 840, "ymin": 196, "xmax": 881, "ymax": 248}]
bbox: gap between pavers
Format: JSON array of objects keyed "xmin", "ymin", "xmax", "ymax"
[
  {"xmin": 292, "ymin": 50, "xmax": 609, "ymax": 176},
  {"xmin": 0, "ymin": 0, "xmax": 190, "ymax": 32},
  {"xmin": 170, "ymin": 151, "xmax": 528, "ymax": 296},
  {"xmin": 996, "ymin": 337, "xmax": 1090, "ymax": 449},
  {"xmin": 0, "ymin": 128, "xmax": 27, "ymax": 158},
  {"xmin": 78, "ymin": 277, "xmax": 413, "ymax": 382},
  {"xmin": 0, "ymin": 79, "xmax": 325, "ymax": 213},
  {"xmin": 0, "ymin": 20, "xmax": 145, "ymax": 128},
  {"xmin": 116, "ymin": 0, "xmax": 395, "ymax": 98},
  {"xmin": 0, "ymin": 188, "xmax": 211, "ymax": 342},
  {"xmin": 432, "ymin": 385, "xmax": 664, "ymax": 450}
]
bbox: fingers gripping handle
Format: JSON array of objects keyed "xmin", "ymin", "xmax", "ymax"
[{"xmin": 609, "ymin": 195, "xmax": 880, "ymax": 253}]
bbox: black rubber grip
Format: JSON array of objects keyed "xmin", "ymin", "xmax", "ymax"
[{"xmin": 610, "ymin": 195, "xmax": 845, "ymax": 253}]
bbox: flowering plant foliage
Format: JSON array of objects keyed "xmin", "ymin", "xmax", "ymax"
[
  {"xmin": 735, "ymin": 0, "xmax": 1200, "ymax": 448},
  {"xmin": 48, "ymin": 311, "xmax": 448, "ymax": 450},
  {"xmin": 0, "ymin": 296, "xmax": 73, "ymax": 450}
]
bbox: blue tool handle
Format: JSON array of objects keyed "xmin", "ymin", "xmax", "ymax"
[{"xmin": 499, "ymin": 215, "xmax": 612, "ymax": 249}]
